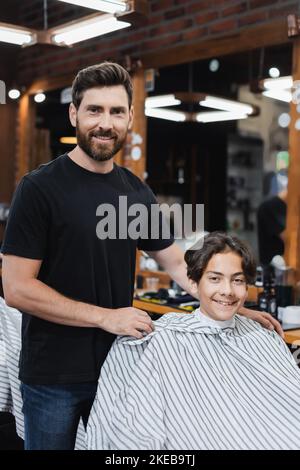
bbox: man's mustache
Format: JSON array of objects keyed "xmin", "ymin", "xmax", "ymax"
[{"xmin": 90, "ymin": 131, "xmax": 117, "ymax": 139}]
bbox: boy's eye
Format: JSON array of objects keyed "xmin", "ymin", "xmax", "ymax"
[{"xmin": 233, "ymin": 278, "xmax": 245, "ymax": 284}]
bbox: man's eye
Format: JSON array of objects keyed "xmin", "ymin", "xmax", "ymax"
[
  {"xmin": 209, "ymin": 277, "xmax": 220, "ymax": 282},
  {"xmin": 234, "ymin": 278, "xmax": 245, "ymax": 284},
  {"xmin": 88, "ymin": 107, "xmax": 99, "ymax": 113}
]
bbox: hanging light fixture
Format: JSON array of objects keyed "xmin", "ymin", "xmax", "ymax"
[
  {"xmin": 261, "ymin": 76, "xmax": 293, "ymax": 103},
  {"xmin": 0, "ymin": 22, "xmax": 36, "ymax": 46},
  {"xmin": 145, "ymin": 94, "xmax": 181, "ymax": 108},
  {"xmin": 199, "ymin": 95, "xmax": 254, "ymax": 115},
  {"xmin": 196, "ymin": 111, "xmax": 248, "ymax": 123},
  {"xmin": 145, "ymin": 108, "xmax": 187, "ymax": 122},
  {"xmin": 145, "ymin": 92, "xmax": 257, "ymax": 123},
  {"xmin": 57, "ymin": 0, "xmax": 127, "ymax": 14},
  {"xmin": 0, "ymin": 1, "xmax": 148, "ymax": 47},
  {"xmin": 51, "ymin": 13, "xmax": 131, "ymax": 45}
]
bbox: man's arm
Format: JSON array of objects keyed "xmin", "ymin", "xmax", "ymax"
[
  {"xmin": 238, "ymin": 306, "xmax": 284, "ymax": 338},
  {"xmin": 146, "ymin": 243, "xmax": 284, "ymax": 337},
  {"xmin": 2, "ymin": 255, "xmax": 153, "ymax": 338},
  {"xmin": 145, "ymin": 243, "xmax": 197, "ymax": 298}
]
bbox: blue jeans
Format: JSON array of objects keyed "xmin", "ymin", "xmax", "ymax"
[{"xmin": 21, "ymin": 381, "xmax": 98, "ymax": 450}]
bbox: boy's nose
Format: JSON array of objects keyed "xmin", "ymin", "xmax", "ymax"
[{"xmin": 220, "ymin": 280, "xmax": 234, "ymax": 296}]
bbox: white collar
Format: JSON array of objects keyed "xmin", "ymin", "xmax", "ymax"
[{"xmin": 194, "ymin": 308, "xmax": 236, "ymax": 329}]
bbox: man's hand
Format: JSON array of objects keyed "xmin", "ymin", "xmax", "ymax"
[
  {"xmin": 100, "ymin": 307, "xmax": 154, "ymax": 339},
  {"xmin": 239, "ymin": 306, "xmax": 284, "ymax": 338}
]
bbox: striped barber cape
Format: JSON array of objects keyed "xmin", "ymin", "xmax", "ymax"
[
  {"xmin": 86, "ymin": 309, "xmax": 300, "ymax": 450},
  {"xmin": 0, "ymin": 297, "xmax": 86, "ymax": 450}
]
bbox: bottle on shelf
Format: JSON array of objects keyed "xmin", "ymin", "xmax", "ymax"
[{"xmin": 257, "ymin": 266, "xmax": 277, "ymax": 318}]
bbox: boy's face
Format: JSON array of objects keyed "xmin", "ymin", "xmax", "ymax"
[{"xmin": 194, "ymin": 251, "xmax": 248, "ymax": 321}]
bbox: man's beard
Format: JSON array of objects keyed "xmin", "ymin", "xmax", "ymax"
[{"xmin": 76, "ymin": 122, "xmax": 127, "ymax": 162}]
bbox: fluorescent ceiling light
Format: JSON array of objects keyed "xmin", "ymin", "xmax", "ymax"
[
  {"xmin": 263, "ymin": 76, "xmax": 293, "ymax": 90},
  {"xmin": 145, "ymin": 108, "xmax": 186, "ymax": 122},
  {"xmin": 261, "ymin": 75, "xmax": 293, "ymax": 102},
  {"xmin": 262, "ymin": 89, "xmax": 292, "ymax": 103},
  {"xmin": 144, "ymin": 92, "xmax": 256, "ymax": 123},
  {"xmin": 200, "ymin": 95, "xmax": 254, "ymax": 115},
  {"xmin": 196, "ymin": 111, "xmax": 248, "ymax": 123},
  {"xmin": 58, "ymin": 0, "xmax": 127, "ymax": 14},
  {"xmin": 52, "ymin": 14, "xmax": 131, "ymax": 45},
  {"xmin": 0, "ymin": 25, "xmax": 34, "ymax": 45},
  {"xmin": 145, "ymin": 94, "xmax": 181, "ymax": 108}
]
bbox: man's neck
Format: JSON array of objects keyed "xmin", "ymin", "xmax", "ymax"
[{"xmin": 68, "ymin": 146, "xmax": 114, "ymax": 174}]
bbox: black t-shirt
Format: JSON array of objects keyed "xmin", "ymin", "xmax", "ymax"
[
  {"xmin": 1, "ymin": 154, "xmax": 173, "ymax": 384},
  {"xmin": 257, "ymin": 195, "xmax": 286, "ymax": 265}
]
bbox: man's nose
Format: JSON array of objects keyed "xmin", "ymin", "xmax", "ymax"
[{"xmin": 97, "ymin": 113, "xmax": 113, "ymax": 130}]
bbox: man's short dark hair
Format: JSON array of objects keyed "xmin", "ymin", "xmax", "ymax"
[
  {"xmin": 72, "ymin": 62, "xmax": 133, "ymax": 109},
  {"xmin": 184, "ymin": 231, "xmax": 256, "ymax": 284}
]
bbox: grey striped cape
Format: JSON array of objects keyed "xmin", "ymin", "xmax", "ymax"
[
  {"xmin": 0, "ymin": 297, "xmax": 86, "ymax": 450},
  {"xmin": 86, "ymin": 309, "xmax": 300, "ymax": 450},
  {"xmin": 2, "ymin": 297, "xmax": 300, "ymax": 450}
]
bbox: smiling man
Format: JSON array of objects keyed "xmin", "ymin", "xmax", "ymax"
[{"xmin": 1, "ymin": 62, "xmax": 282, "ymax": 450}]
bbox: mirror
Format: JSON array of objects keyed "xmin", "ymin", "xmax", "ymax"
[{"xmin": 145, "ymin": 43, "xmax": 292, "ymax": 263}]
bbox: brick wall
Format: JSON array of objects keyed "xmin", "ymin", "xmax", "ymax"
[{"xmin": 16, "ymin": 0, "xmax": 300, "ymax": 86}]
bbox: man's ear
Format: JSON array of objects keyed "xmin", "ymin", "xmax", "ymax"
[
  {"xmin": 128, "ymin": 105, "xmax": 134, "ymax": 130},
  {"xmin": 69, "ymin": 102, "xmax": 77, "ymax": 128}
]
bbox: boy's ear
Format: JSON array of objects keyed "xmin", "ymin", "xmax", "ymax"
[{"xmin": 189, "ymin": 279, "xmax": 198, "ymax": 295}]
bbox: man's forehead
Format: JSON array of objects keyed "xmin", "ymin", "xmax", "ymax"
[{"xmin": 81, "ymin": 85, "xmax": 129, "ymax": 106}]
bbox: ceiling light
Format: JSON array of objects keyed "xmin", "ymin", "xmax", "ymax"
[
  {"xmin": 145, "ymin": 92, "xmax": 257, "ymax": 123},
  {"xmin": 58, "ymin": 0, "xmax": 127, "ymax": 14},
  {"xmin": 209, "ymin": 59, "xmax": 219, "ymax": 72},
  {"xmin": 269, "ymin": 67, "xmax": 280, "ymax": 78},
  {"xmin": 34, "ymin": 92, "xmax": 46, "ymax": 103},
  {"xmin": 260, "ymin": 76, "xmax": 293, "ymax": 103},
  {"xmin": 0, "ymin": 23, "xmax": 35, "ymax": 46},
  {"xmin": 199, "ymin": 95, "xmax": 254, "ymax": 115},
  {"xmin": 278, "ymin": 113, "xmax": 291, "ymax": 128},
  {"xmin": 145, "ymin": 108, "xmax": 187, "ymax": 122},
  {"xmin": 263, "ymin": 76, "xmax": 293, "ymax": 90},
  {"xmin": 52, "ymin": 14, "xmax": 130, "ymax": 45},
  {"xmin": 8, "ymin": 89, "xmax": 21, "ymax": 99},
  {"xmin": 196, "ymin": 111, "xmax": 248, "ymax": 123},
  {"xmin": 60, "ymin": 137, "xmax": 77, "ymax": 144},
  {"xmin": 145, "ymin": 94, "xmax": 181, "ymax": 108},
  {"xmin": 262, "ymin": 89, "xmax": 292, "ymax": 103}
]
